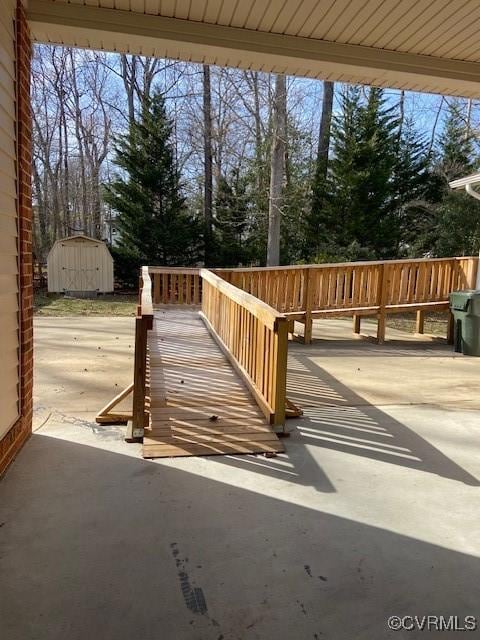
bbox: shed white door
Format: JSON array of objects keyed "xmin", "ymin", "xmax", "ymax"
[{"xmin": 62, "ymin": 243, "xmax": 101, "ymax": 291}]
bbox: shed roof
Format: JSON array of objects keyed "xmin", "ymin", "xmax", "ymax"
[
  {"xmin": 29, "ymin": 0, "xmax": 480, "ymax": 98},
  {"xmin": 56, "ymin": 234, "xmax": 103, "ymax": 244},
  {"xmin": 48, "ymin": 235, "xmax": 113, "ymax": 262}
]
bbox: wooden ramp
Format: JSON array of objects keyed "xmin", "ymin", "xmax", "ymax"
[{"xmin": 143, "ymin": 307, "xmax": 284, "ymax": 459}]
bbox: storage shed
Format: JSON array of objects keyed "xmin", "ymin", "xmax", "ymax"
[{"xmin": 47, "ymin": 235, "xmax": 114, "ymax": 293}]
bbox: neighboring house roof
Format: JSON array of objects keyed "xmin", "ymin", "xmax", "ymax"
[{"xmin": 449, "ymin": 173, "xmax": 480, "ymax": 190}]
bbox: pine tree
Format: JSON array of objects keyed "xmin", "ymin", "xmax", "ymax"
[
  {"xmin": 105, "ymin": 91, "xmax": 200, "ymax": 283},
  {"xmin": 214, "ymin": 173, "xmax": 249, "ymax": 267},
  {"xmin": 392, "ymin": 118, "xmax": 438, "ymax": 254},
  {"xmin": 305, "ymin": 81, "xmax": 334, "ymax": 259},
  {"xmin": 320, "ymin": 86, "xmax": 400, "ymax": 259},
  {"xmin": 281, "ymin": 126, "xmax": 313, "ymax": 264},
  {"xmin": 415, "ymin": 99, "xmax": 480, "ymax": 257},
  {"xmin": 438, "ymin": 100, "xmax": 475, "ymax": 181},
  {"xmin": 430, "ymin": 192, "xmax": 480, "ymax": 256}
]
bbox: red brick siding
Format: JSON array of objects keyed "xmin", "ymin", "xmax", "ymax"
[{"xmin": 0, "ymin": 1, "xmax": 33, "ymax": 475}]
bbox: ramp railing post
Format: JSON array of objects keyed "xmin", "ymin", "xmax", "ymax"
[
  {"xmin": 126, "ymin": 268, "xmax": 153, "ymax": 442},
  {"xmin": 377, "ymin": 263, "xmax": 388, "ymax": 344},
  {"xmin": 271, "ymin": 317, "xmax": 288, "ymax": 430},
  {"xmin": 302, "ymin": 268, "xmax": 313, "ymax": 344}
]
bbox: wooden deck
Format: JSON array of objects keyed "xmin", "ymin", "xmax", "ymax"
[{"xmin": 142, "ymin": 307, "xmax": 284, "ymax": 459}]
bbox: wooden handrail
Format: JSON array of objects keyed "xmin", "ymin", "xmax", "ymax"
[
  {"xmin": 148, "ymin": 266, "xmax": 200, "ymax": 274},
  {"xmin": 216, "ymin": 256, "xmax": 479, "ymax": 272},
  {"xmin": 200, "ymin": 268, "xmax": 288, "ymax": 428},
  {"xmin": 200, "ymin": 268, "xmax": 284, "ymax": 331}
]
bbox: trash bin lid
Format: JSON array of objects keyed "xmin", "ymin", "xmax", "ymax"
[{"xmin": 449, "ymin": 289, "xmax": 480, "ymax": 311}]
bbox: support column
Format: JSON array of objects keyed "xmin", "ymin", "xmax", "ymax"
[
  {"xmin": 447, "ymin": 311, "xmax": 455, "ymax": 345},
  {"xmin": 353, "ymin": 314, "xmax": 361, "ymax": 335},
  {"xmin": 415, "ymin": 310, "xmax": 425, "ymax": 335},
  {"xmin": 303, "ymin": 268, "xmax": 313, "ymax": 344},
  {"xmin": 377, "ymin": 264, "xmax": 388, "ymax": 344}
]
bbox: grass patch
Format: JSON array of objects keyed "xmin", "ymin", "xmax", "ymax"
[
  {"xmin": 386, "ymin": 312, "xmax": 448, "ymax": 336},
  {"xmin": 34, "ymin": 292, "xmax": 137, "ymax": 317}
]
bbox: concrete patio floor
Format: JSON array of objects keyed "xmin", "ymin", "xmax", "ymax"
[{"xmin": 1, "ymin": 316, "xmax": 479, "ymax": 639}]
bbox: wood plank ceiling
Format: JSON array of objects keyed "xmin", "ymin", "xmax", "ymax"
[{"xmin": 28, "ymin": 0, "xmax": 480, "ymax": 97}]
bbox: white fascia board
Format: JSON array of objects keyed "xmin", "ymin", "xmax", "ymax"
[{"xmin": 28, "ymin": 0, "xmax": 480, "ymax": 98}]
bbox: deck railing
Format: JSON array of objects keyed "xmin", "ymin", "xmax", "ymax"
[
  {"xmin": 131, "ymin": 256, "xmax": 478, "ymax": 435},
  {"xmin": 149, "ymin": 267, "xmax": 201, "ymax": 305},
  {"xmin": 217, "ymin": 256, "xmax": 479, "ymax": 342},
  {"xmin": 129, "ymin": 266, "xmax": 154, "ymax": 439},
  {"xmin": 200, "ymin": 269, "xmax": 288, "ymax": 428}
]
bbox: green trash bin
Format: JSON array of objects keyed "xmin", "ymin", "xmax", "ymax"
[{"xmin": 449, "ymin": 290, "xmax": 480, "ymax": 356}]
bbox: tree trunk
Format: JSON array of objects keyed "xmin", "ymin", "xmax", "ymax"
[
  {"xmin": 251, "ymin": 71, "xmax": 265, "ymax": 207},
  {"xmin": 398, "ymin": 90, "xmax": 405, "ymax": 141},
  {"xmin": 121, "ymin": 54, "xmax": 136, "ymax": 125},
  {"xmin": 465, "ymin": 98, "xmax": 472, "ymax": 140},
  {"xmin": 428, "ymin": 96, "xmax": 445, "ymax": 157},
  {"xmin": 203, "ymin": 64, "xmax": 213, "ymax": 265},
  {"xmin": 267, "ymin": 74, "xmax": 286, "ymax": 266},
  {"xmin": 316, "ymin": 80, "xmax": 334, "ymax": 182}
]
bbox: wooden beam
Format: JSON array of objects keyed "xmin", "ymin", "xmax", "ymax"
[
  {"xmin": 96, "ymin": 382, "xmax": 133, "ymax": 424},
  {"xmin": 28, "ymin": 1, "xmax": 480, "ymax": 98},
  {"xmin": 285, "ymin": 398, "xmax": 303, "ymax": 419}
]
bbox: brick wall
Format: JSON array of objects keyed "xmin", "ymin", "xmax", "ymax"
[{"xmin": 0, "ymin": 1, "xmax": 33, "ymax": 475}]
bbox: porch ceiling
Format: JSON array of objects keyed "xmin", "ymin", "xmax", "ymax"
[{"xmin": 28, "ymin": 0, "xmax": 480, "ymax": 97}]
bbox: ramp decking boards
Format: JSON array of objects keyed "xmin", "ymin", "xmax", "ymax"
[{"xmin": 142, "ymin": 308, "xmax": 284, "ymax": 459}]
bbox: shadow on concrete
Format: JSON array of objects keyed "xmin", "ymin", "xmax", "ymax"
[
  {"xmin": 1, "ymin": 433, "xmax": 479, "ymax": 640},
  {"xmin": 293, "ymin": 336, "xmax": 455, "ymax": 359},
  {"xmin": 286, "ymin": 352, "xmax": 479, "ymax": 487}
]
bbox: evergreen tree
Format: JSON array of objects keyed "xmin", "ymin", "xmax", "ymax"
[
  {"xmin": 105, "ymin": 91, "xmax": 200, "ymax": 283},
  {"xmin": 242, "ymin": 117, "xmax": 312, "ymax": 265},
  {"xmin": 438, "ymin": 100, "xmax": 475, "ymax": 181},
  {"xmin": 392, "ymin": 118, "xmax": 440, "ymax": 254},
  {"xmin": 213, "ymin": 173, "xmax": 249, "ymax": 267},
  {"xmin": 430, "ymin": 192, "xmax": 480, "ymax": 256},
  {"xmin": 319, "ymin": 86, "xmax": 400, "ymax": 258},
  {"xmin": 413, "ymin": 99, "xmax": 480, "ymax": 257},
  {"xmin": 305, "ymin": 81, "xmax": 334, "ymax": 259},
  {"xmin": 306, "ymin": 86, "xmax": 362, "ymax": 259},
  {"xmin": 281, "ymin": 126, "xmax": 313, "ymax": 264}
]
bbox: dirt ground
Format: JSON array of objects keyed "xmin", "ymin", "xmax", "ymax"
[{"xmin": 34, "ymin": 291, "xmax": 137, "ymax": 316}]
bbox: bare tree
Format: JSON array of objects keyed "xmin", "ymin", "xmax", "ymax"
[
  {"xmin": 203, "ymin": 64, "xmax": 213, "ymax": 265},
  {"xmin": 267, "ymin": 74, "xmax": 287, "ymax": 266}
]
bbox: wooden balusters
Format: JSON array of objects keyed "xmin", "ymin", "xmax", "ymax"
[
  {"xmin": 149, "ymin": 267, "xmax": 201, "ymax": 304},
  {"xmin": 200, "ymin": 269, "xmax": 288, "ymax": 428},
  {"xmin": 217, "ymin": 256, "xmax": 478, "ymax": 343}
]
